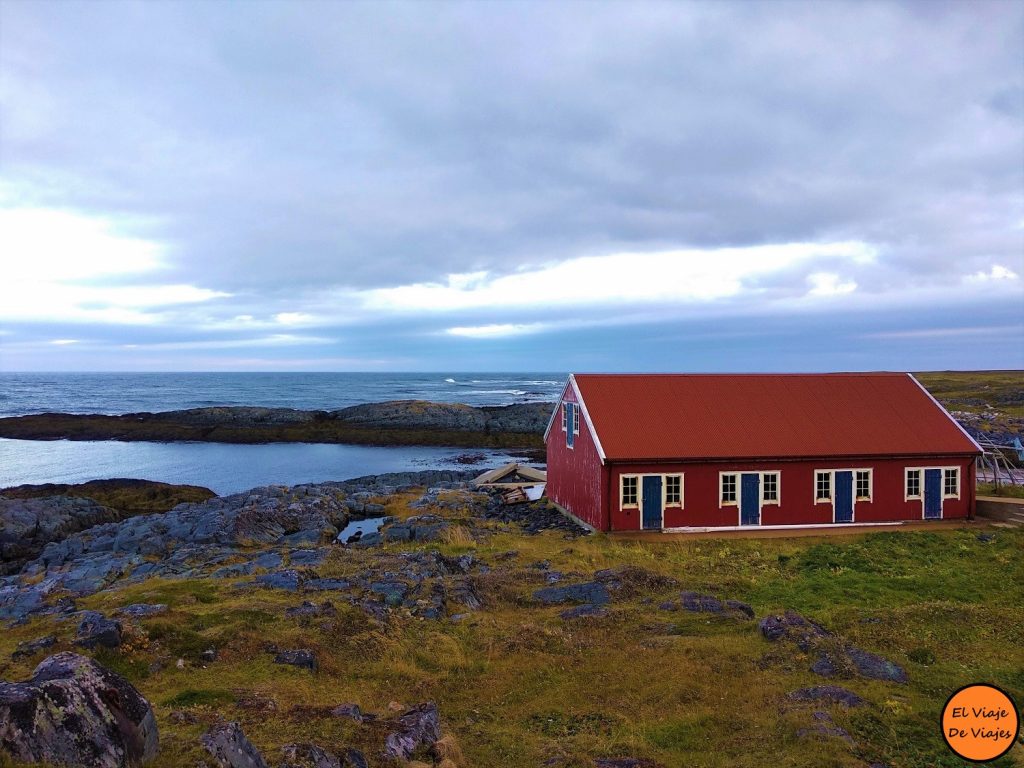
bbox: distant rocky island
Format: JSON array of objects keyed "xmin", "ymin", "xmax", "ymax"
[{"xmin": 0, "ymin": 400, "xmax": 552, "ymax": 449}]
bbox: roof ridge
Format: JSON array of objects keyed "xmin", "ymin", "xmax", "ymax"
[{"xmin": 572, "ymin": 372, "xmax": 906, "ymax": 377}]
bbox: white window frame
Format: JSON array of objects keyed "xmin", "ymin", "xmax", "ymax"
[
  {"xmin": 905, "ymin": 468, "xmax": 923, "ymax": 501},
  {"xmin": 813, "ymin": 467, "xmax": 871, "ymax": 522},
  {"xmin": 814, "ymin": 470, "xmax": 833, "ymax": 504},
  {"xmin": 561, "ymin": 402, "xmax": 568, "ymax": 433},
  {"xmin": 719, "ymin": 472, "xmax": 738, "ymax": 507},
  {"xmin": 664, "ymin": 474, "xmax": 683, "ymax": 508},
  {"xmin": 761, "ymin": 471, "xmax": 780, "ymax": 505},
  {"xmin": 904, "ymin": 465, "xmax": 960, "ymax": 519},
  {"xmin": 854, "ymin": 468, "xmax": 873, "ymax": 502},
  {"xmin": 618, "ymin": 473, "xmax": 685, "ymax": 528},
  {"xmin": 572, "ymin": 402, "xmax": 579, "ymax": 435},
  {"xmin": 620, "ymin": 474, "xmax": 639, "ymax": 508},
  {"xmin": 943, "ymin": 467, "xmax": 960, "ymax": 500}
]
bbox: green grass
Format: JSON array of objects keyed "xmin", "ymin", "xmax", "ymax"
[
  {"xmin": 978, "ymin": 482, "xmax": 1024, "ymax": 499},
  {"xmin": 1, "ymin": 504, "xmax": 1022, "ymax": 767},
  {"xmin": 915, "ymin": 370, "xmax": 1024, "ymax": 417}
]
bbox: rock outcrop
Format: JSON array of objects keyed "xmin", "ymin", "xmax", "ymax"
[
  {"xmin": 383, "ymin": 702, "xmax": 441, "ymax": 761},
  {"xmin": 201, "ymin": 721, "xmax": 267, "ymax": 768},
  {"xmin": 0, "ymin": 496, "xmax": 121, "ymax": 575},
  {"xmin": 0, "ymin": 652, "xmax": 158, "ymax": 767},
  {"xmin": 0, "ymin": 479, "xmax": 216, "ymax": 575},
  {"xmin": 0, "ymin": 400, "xmax": 552, "ymax": 447},
  {"xmin": 0, "ymin": 472, "xmax": 481, "ymax": 624}
]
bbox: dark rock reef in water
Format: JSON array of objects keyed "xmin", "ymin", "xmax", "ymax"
[
  {"xmin": 0, "ymin": 399, "xmax": 554, "ymax": 448},
  {"xmin": 0, "ymin": 652, "xmax": 158, "ymax": 768}
]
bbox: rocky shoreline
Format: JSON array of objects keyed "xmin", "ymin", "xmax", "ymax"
[
  {"xmin": 0, "ymin": 400, "xmax": 553, "ymax": 449},
  {"xmin": 0, "ymin": 466, "xmax": 1017, "ymax": 766}
]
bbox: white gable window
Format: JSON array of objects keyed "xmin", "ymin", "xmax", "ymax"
[{"xmin": 563, "ymin": 403, "xmax": 577, "ymax": 448}]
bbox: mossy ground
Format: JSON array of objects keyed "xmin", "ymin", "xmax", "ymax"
[
  {"xmin": 0, "ymin": 478, "xmax": 215, "ymax": 514},
  {"xmin": 1, "ymin": 493, "xmax": 1022, "ymax": 768}
]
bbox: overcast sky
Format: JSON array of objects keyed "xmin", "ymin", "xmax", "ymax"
[{"xmin": 1, "ymin": 0, "xmax": 1021, "ymax": 372}]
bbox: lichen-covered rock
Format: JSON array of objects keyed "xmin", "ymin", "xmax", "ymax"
[
  {"xmin": 11, "ymin": 635, "xmax": 56, "ymax": 659},
  {"xmin": 0, "ymin": 652, "xmax": 158, "ymax": 767},
  {"xmin": 759, "ymin": 610, "xmax": 830, "ymax": 648},
  {"xmin": 280, "ymin": 742, "xmax": 341, "ymax": 768},
  {"xmin": 0, "ymin": 495, "xmax": 121, "ymax": 575},
  {"xmin": 787, "ymin": 685, "xmax": 867, "ymax": 707},
  {"xmin": 843, "ymin": 646, "xmax": 909, "ymax": 683},
  {"xmin": 115, "ymin": 603, "xmax": 168, "ymax": 619},
  {"xmin": 330, "ymin": 703, "xmax": 364, "ymax": 722},
  {"xmin": 75, "ymin": 610, "xmax": 123, "ymax": 649},
  {"xmin": 339, "ymin": 748, "xmax": 369, "ymax": 768},
  {"xmin": 383, "ymin": 702, "xmax": 441, "ymax": 760},
  {"xmin": 201, "ymin": 721, "xmax": 267, "ymax": 768},
  {"xmin": 561, "ymin": 604, "xmax": 608, "ymax": 619},
  {"xmin": 534, "ymin": 581, "xmax": 611, "ymax": 605},
  {"xmin": 274, "ymin": 649, "xmax": 317, "ymax": 671},
  {"xmin": 680, "ymin": 591, "xmax": 724, "ymax": 612}
]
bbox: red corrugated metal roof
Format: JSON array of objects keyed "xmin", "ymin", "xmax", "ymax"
[{"xmin": 573, "ymin": 373, "xmax": 980, "ymax": 461}]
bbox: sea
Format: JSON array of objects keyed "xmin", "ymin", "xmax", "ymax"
[{"xmin": 0, "ymin": 372, "xmax": 565, "ymax": 495}]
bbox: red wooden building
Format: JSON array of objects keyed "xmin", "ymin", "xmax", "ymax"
[{"xmin": 544, "ymin": 373, "xmax": 981, "ymax": 532}]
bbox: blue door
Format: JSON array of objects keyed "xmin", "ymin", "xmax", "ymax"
[
  {"xmin": 924, "ymin": 469, "xmax": 942, "ymax": 519},
  {"xmin": 565, "ymin": 404, "xmax": 574, "ymax": 448},
  {"xmin": 835, "ymin": 470, "xmax": 853, "ymax": 523},
  {"xmin": 642, "ymin": 476, "xmax": 662, "ymax": 529},
  {"xmin": 740, "ymin": 473, "xmax": 760, "ymax": 525}
]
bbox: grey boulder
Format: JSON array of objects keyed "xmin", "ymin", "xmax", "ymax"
[
  {"xmin": 0, "ymin": 652, "xmax": 158, "ymax": 767},
  {"xmin": 201, "ymin": 721, "xmax": 267, "ymax": 768},
  {"xmin": 383, "ymin": 701, "xmax": 441, "ymax": 760},
  {"xmin": 534, "ymin": 581, "xmax": 611, "ymax": 606},
  {"xmin": 75, "ymin": 610, "xmax": 123, "ymax": 649}
]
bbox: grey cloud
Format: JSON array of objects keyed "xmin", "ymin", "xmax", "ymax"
[{"xmin": 0, "ymin": 0, "xmax": 1022, "ymax": 370}]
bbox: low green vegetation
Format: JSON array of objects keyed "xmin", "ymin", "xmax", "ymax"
[
  {"xmin": 1, "ymin": 493, "xmax": 1021, "ymax": 767},
  {"xmin": 978, "ymin": 481, "xmax": 1024, "ymax": 499},
  {"xmin": 915, "ymin": 370, "xmax": 1024, "ymax": 417}
]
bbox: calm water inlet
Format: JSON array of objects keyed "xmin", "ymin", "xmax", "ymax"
[{"xmin": 0, "ymin": 439, "xmax": 536, "ymax": 496}]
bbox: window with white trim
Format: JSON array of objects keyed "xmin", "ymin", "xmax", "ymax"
[
  {"xmin": 720, "ymin": 474, "xmax": 737, "ymax": 505},
  {"xmin": 573, "ymin": 403, "xmax": 579, "ymax": 435},
  {"xmin": 563, "ymin": 402, "xmax": 576, "ymax": 448},
  {"xmin": 906, "ymin": 469, "xmax": 922, "ymax": 499},
  {"xmin": 665, "ymin": 475, "xmax": 682, "ymax": 507},
  {"xmin": 621, "ymin": 476, "xmax": 638, "ymax": 507},
  {"xmin": 855, "ymin": 470, "xmax": 871, "ymax": 501},
  {"xmin": 762, "ymin": 472, "xmax": 779, "ymax": 503},
  {"xmin": 943, "ymin": 468, "xmax": 959, "ymax": 498},
  {"xmin": 815, "ymin": 471, "xmax": 832, "ymax": 502}
]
